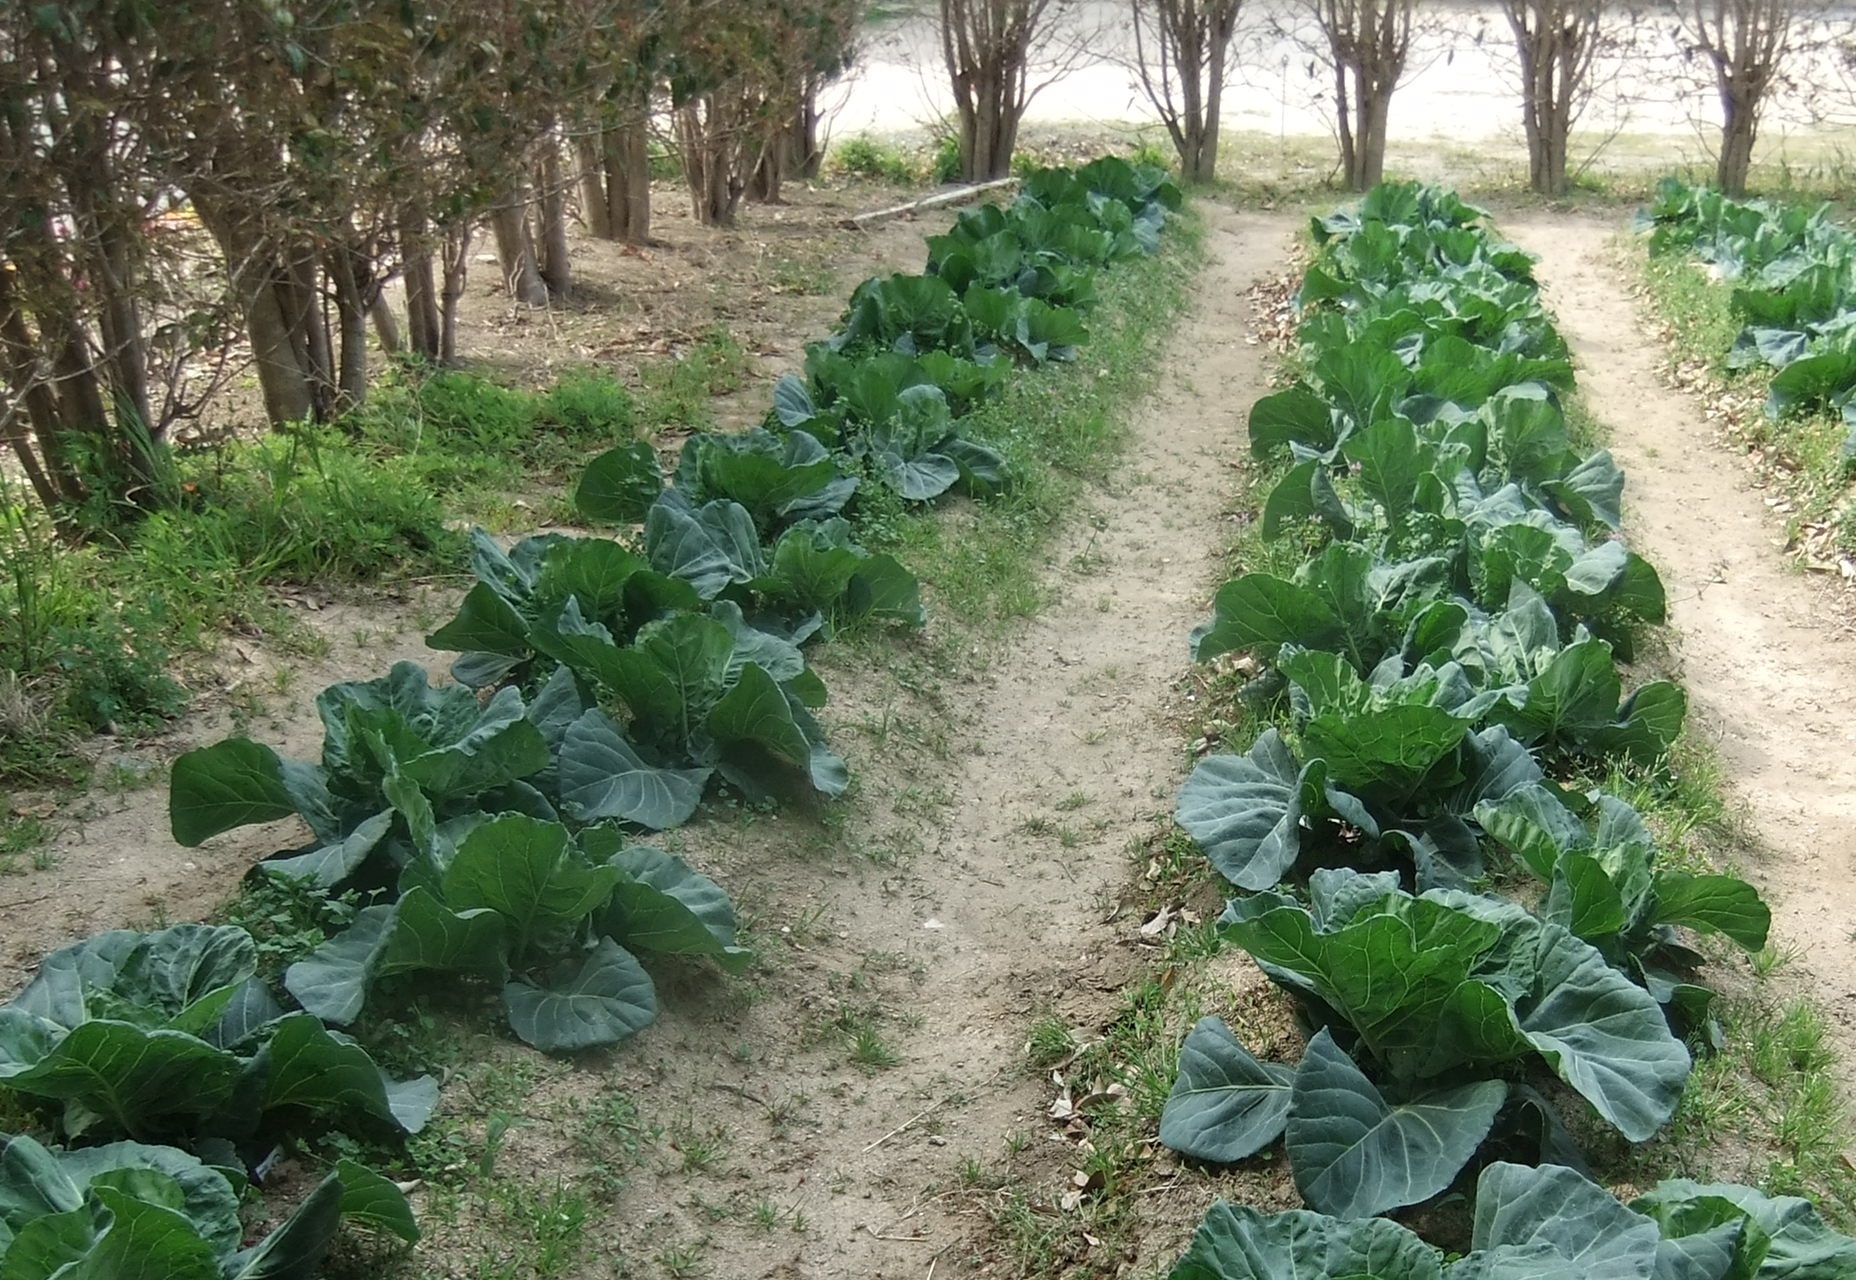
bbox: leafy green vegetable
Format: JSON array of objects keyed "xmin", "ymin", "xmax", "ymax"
[{"xmin": 0, "ymin": 1133, "xmax": 417, "ymax": 1278}]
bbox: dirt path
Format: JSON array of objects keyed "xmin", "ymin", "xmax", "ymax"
[
  {"xmin": 570, "ymin": 204, "xmax": 1292, "ymax": 1280},
  {"xmin": 807, "ymin": 204, "xmax": 1289, "ymax": 1277},
  {"xmin": 1507, "ymin": 214, "xmax": 1856, "ymax": 1085}
]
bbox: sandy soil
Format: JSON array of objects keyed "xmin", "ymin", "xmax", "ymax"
[{"xmin": 1507, "ymin": 213, "xmax": 1856, "ymax": 1091}]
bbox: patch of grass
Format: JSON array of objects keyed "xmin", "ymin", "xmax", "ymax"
[
  {"xmin": 829, "ymin": 135, "xmax": 923, "ymax": 184},
  {"xmin": 636, "ymin": 326, "xmax": 748, "ymax": 431}
]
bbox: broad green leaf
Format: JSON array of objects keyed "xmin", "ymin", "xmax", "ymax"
[
  {"xmin": 252, "ymin": 1013, "xmax": 436, "ymax": 1135},
  {"xmin": 260, "ymin": 811, "xmax": 393, "ymax": 890},
  {"xmin": 574, "ymin": 441, "xmax": 664, "ymax": 525},
  {"xmin": 1287, "ymin": 1030, "xmax": 1507, "ymax": 1219},
  {"xmin": 168, "ymin": 740, "xmax": 296, "ymax": 847},
  {"xmin": 1465, "ymin": 1162, "xmax": 1661, "ymax": 1280},
  {"xmin": 600, "ymin": 846, "xmax": 753, "ymax": 973},
  {"xmin": 426, "ymin": 582, "xmax": 531, "ymax": 659},
  {"xmin": 1248, "ymin": 386, "xmax": 1338, "ymax": 458},
  {"xmin": 1174, "ymin": 732, "xmax": 1314, "ymax": 891},
  {"xmin": 645, "ymin": 495, "xmax": 766, "ymax": 598},
  {"xmin": 1651, "ymin": 873, "xmax": 1770, "ymax": 952},
  {"xmin": 0, "ymin": 1021, "xmax": 241, "ymax": 1140},
  {"xmin": 1158, "ymin": 1017, "xmax": 1292, "ymax": 1162},
  {"xmin": 708, "ymin": 663, "xmax": 811, "ymax": 770},
  {"xmin": 1169, "ymin": 1199, "xmax": 1441, "ymax": 1280},
  {"xmin": 1632, "ymin": 1179, "xmax": 1856, "ymax": 1278},
  {"xmin": 1191, "ymin": 576, "xmax": 1345, "ymax": 661},
  {"xmin": 503, "ymin": 938, "xmax": 657, "ymax": 1051},
  {"xmin": 555, "ymin": 708, "xmax": 710, "ymax": 830},
  {"xmin": 442, "ymin": 815, "xmax": 620, "ymax": 958}
]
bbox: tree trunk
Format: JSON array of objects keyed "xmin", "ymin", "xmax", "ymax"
[
  {"xmin": 535, "ymin": 139, "xmax": 573, "ymax": 298},
  {"xmin": 1719, "ymin": 90, "xmax": 1759, "ymax": 196},
  {"xmin": 441, "ymin": 225, "xmax": 471, "ymax": 366},
  {"xmin": 490, "ymin": 193, "xmax": 550, "ymax": 308},
  {"xmin": 602, "ymin": 118, "xmax": 653, "ymax": 245},
  {"xmin": 327, "ymin": 244, "xmax": 370, "ymax": 411},
  {"xmin": 789, "ymin": 80, "xmax": 825, "ymax": 178},
  {"xmin": 369, "ymin": 293, "xmax": 401, "ymax": 356},
  {"xmin": 574, "ymin": 134, "xmax": 614, "ymax": 239}
]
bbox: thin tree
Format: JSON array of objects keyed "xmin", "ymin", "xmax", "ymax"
[
  {"xmin": 1131, "ymin": 0, "xmax": 1245, "ymax": 182},
  {"xmin": 1306, "ymin": 0, "xmax": 1415, "ymax": 190},
  {"xmin": 1683, "ymin": 0, "xmax": 1796, "ymax": 195},
  {"xmin": 1503, "ymin": 0, "xmax": 1603, "ymax": 196},
  {"xmin": 938, "ymin": 0, "xmax": 1061, "ymax": 181}
]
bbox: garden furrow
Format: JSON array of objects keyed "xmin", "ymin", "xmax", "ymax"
[
  {"xmin": 1508, "ymin": 213, "xmax": 1856, "ymax": 1086},
  {"xmin": 710, "ymin": 205, "xmax": 1292, "ymax": 1280}
]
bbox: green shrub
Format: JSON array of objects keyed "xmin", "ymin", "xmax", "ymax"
[
  {"xmin": 931, "ymin": 134, "xmax": 962, "ymax": 184},
  {"xmin": 831, "ymin": 135, "xmax": 919, "ymax": 184}
]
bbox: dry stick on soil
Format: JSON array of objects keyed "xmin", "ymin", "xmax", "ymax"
[
  {"xmin": 861, "ymin": 1072, "xmax": 1003, "ymax": 1152},
  {"xmin": 841, "ymin": 178, "xmax": 1021, "ymax": 230}
]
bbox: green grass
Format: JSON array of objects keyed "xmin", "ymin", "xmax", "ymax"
[
  {"xmin": 852, "ymin": 214, "xmax": 1207, "ymax": 658},
  {"xmin": 0, "ymin": 350, "xmax": 711, "ymax": 785}
]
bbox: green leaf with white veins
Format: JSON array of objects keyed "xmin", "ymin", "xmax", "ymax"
[
  {"xmin": 1452, "ymin": 1162, "xmax": 1661, "ymax": 1280},
  {"xmin": 1174, "ymin": 730, "xmax": 1368, "ymax": 891},
  {"xmin": 503, "ymin": 937, "xmax": 657, "ymax": 1052},
  {"xmin": 1158, "ymin": 1017, "xmax": 1293, "ymax": 1162},
  {"xmin": 442, "ymin": 815, "xmax": 620, "ymax": 958},
  {"xmin": 1287, "ymin": 1030, "xmax": 1508, "ymax": 1219},
  {"xmin": 600, "ymin": 845, "xmax": 754, "ymax": 973},
  {"xmin": 1168, "ymin": 1200, "xmax": 1441, "ymax": 1280},
  {"xmin": 645, "ymin": 493, "xmax": 765, "ymax": 599},
  {"xmin": 167, "ymin": 739, "xmax": 296, "ymax": 847},
  {"xmin": 555, "ymin": 708, "xmax": 710, "ymax": 830}
]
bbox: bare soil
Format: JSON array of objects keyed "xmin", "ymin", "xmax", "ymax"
[{"xmin": 1507, "ymin": 213, "xmax": 1856, "ymax": 1092}]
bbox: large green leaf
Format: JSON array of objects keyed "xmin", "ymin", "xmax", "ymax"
[
  {"xmin": 250, "ymin": 1014, "xmax": 436, "ymax": 1135},
  {"xmin": 1169, "ymin": 1199, "xmax": 1441, "ymax": 1280},
  {"xmin": 1457, "ymin": 1162, "xmax": 1661, "ymax": 1280},
  {"xmin": 1288, "ymin": 1029, "xmax": 1507, "ymax": 1218},
  {"xmin": 442, "ymin": 816, "xmax": 620, "ymax": 958},
  {"xmin": 1220, "ymin": 887, "xmax": 1516, "ymax": 1079},
  {"xmin": 600, "ymin": 846, "xmax": 753, "ymax": 973},
  {"xmin": 645, "ymin": 494, "xmax": 766, "ymax": 599},
  {"xmin": 0, "ymin": 1018, "xmax": 240, "ymax": 1141},
  {"xmin": 1440, "ymin": 892, "xmax": 1692, "ymax": 1140},
  {"xmin": 1651, "ymin": 873, "xmax": 1770, "ymax": 952},
  {"xmin": 1158, "ymin": 1017, "xmax": 1293, "ymax": 1163},
  {"xmin": 555, "ymin": 708, "xmax": 710, "ymax": 830},
  {"xmin": 1190, "ymin": 575, "xmax": 1345, "ymax": 661},
  {"xmin": 1631, "ymin": 1179, "xmax": 1856, "ymax": 1279},
  {"xmin": 574, "ymin": 441, "xmax": 664, "ymax": 525},
  {"xmin": 284, "ymin": 889, "xmax": 508, "ymax": 1026},
  {"xmin": 503, "ymin": 938, "xmax": 657, "ymax": 1052},
  {"xmin": 1175, "ymin": 731, "xmax": 1363, "ymax": 891},
  {"xmin": 168, "ymin": 740, "xmax": 296, "ymax": 847},
  {"xmin": 8, "ymin": 926, "xmax": 255, "ymax": 1034}
]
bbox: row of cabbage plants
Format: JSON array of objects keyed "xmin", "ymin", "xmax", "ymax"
[
  {"xmin": 1643, "ymin": 178, "xmax": 1856, "ymax": 459},
  {"xmin": 0, "ymin": 157, "xmax": 1180, "ymax": 1275},
  {"xmin": 1157, "ymin": 182, "xmax": 1854, "ymax": 1278}
]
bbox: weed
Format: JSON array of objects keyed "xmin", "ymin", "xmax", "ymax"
[
  {"xmin": 831, "ymin": 135, "xmax": 921, "ymax": 184},
  {"xmin": 657, "ymin": 1242, "xmax": 704, "ymax": 1278},
  {"xmin": 1026, "ymin": 1015, "xmax": 1077, "ymax": 1067},
  {"xmin": 849, "ymin": 1025, "xmax": 901, "ymax": 1071},
  {"xmin": 213, "ymin": 874, "xmax": 360, "ymax": 985}
]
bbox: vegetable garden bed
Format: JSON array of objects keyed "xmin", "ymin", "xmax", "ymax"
[{"xmin": 1151, "ymin": 183, "xmax": 1855, "ymax": 1277}]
